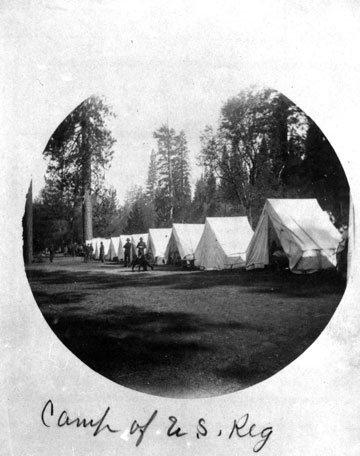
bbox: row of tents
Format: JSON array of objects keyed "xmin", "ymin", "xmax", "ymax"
[{"xmin": 87, "ymin": 199, "xmax": 344, "ymax": 274}]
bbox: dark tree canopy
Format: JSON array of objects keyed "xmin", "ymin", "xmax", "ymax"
[
  {"xmin": 303, "ymin": 120, "xmax": 349, "ymax": 224},
  {"xmin": 198, "ymin": 87, "xmax": 348, "ymax": 227},
  {"xmin": 34, "ymin": 95, "xmax": 117, "ymax": 249},
  {"xmin": 44, "ymin": 95, "xmax": 116, "ymax": 197},
  {"xmin": 93, "ymin": 187, "xmax": 122, "ymax": 238}
]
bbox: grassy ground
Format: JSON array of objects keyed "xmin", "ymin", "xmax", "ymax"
[{"xmin": 26, "ymin": 256, "xmax": 345, "ymax": 398}]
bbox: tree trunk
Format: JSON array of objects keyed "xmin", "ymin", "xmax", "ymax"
[
  {"xmin": 23, "ymin": 180, "xmax": 33, "ymax": 265},
  {"xmin": 81, "ymin": 117, "xmax": 93, "ymax": 242},
  {"xmin": 83, "ymin": 190, "xmax": 93, "ymax": 241},
  {"xmin": 166, "ymin": 128, "xmax": 174, "ymax": 222}
]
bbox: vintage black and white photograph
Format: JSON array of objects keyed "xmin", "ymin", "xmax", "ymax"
[
  {"xmin": 23, "ymin": 87, "xmax": 350, "ymax": 398},
  {"xmin": 3, "ymin": 1, "xmax": 360, "ymax": 455}
]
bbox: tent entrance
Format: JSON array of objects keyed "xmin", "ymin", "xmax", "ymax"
[
  {"xmin": 268, "ymin": 217, "xmax": 282, "ymax": 253},
  {"xmin": 267, "ymin": 216, "xmax": 289, "ymax": 269},
  {"xmin": 167, "ymin": 247, "xmax": 181, "ymax": 265}
]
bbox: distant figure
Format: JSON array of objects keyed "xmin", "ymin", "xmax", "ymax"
[
  {"xmin": 124, "ymin": 238, "xmax": 132, "ymax": 267},
  {"xmin": 89, "ymin": 244, "xmax": 94, "ymax": 261},
  {"xmin": 84, "ymin": 243, "xmax": 89, "ymax": 263},
  {"xmin": 136, "ymin": 237, "xmax": 147, "ymax": 257},
  {"xmin": 49, "ymin": 245, "xmax": 55, "ymax": 263},
  {"xmin": 99, "ymin": 241, "xmax": 105, "ymax": 263},
  {"xmin": 337, "ymin": 224, "xmax": 349, "ymax": 279}
]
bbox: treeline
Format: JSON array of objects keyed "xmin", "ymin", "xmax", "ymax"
[
  {"xmin": 31, "ymin": 88, "xmax": 349, "ymax": 252},
  {"xmin": 122, "ymin": 87, "xmax": 349, "ymax": 232}
]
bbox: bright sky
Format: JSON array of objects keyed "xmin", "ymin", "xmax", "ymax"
[
  {"xmin": 101, "ymin": 75, "xmax": 256, "ymax": 204},
  {"xmin": 9, "ymin": 0, "xmax": 358, "ymax": 206},
  {"xmin": 35, "ymin": 63, "xmax": 261, "ymax": 204},
  {"xmin": 22, "ymin": 0, "xmax": 289, "ymax": 203}
]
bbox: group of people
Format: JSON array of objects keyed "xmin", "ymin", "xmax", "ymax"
[
  {"xmin": 81, "ymin": 237, "xmax": 147, "ymax": 266},
  {"xmin": 123, "ymin": 237, "xmax": 147, "ymax": 267},
  {"xmin": 63, "ymin": 242, "xmax": 83, "ymax": 257},
  {"xmin": 83, "ymin": 243, "xmax": 95, "ymax": 262}
]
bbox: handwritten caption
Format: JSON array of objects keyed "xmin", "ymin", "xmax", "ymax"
[{"xmin": 41, "ymin": 399, "xmax": 273, "ymax": 453}]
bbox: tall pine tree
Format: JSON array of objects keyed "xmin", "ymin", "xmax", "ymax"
[
  {"xmin": 43, "ymin": 95, "xmax": 116, "ymax": 242},
  {"xmin": 173, "ymin": 130, "xmax": 191, "ymax": 221},
  {"xmin": 153, "ymin": 125, "xmax": 192, "ymax": 224},
  {"xmin": 146, "ymin": 149, "xmax": 158, "ymax": 199}
]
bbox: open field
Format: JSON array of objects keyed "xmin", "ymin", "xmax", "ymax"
[{"xmin": 26, "ymin": 257, "xmax": 345, "ymax": 398}]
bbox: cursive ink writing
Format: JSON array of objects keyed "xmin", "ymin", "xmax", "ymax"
[
  {"xmin": 196, "ymin": 418, "xmax": 207, "ymax": 439},
  {"xmin": 40, "ymin": 399, "xmax": 273, "ymax": 452},
  {"xmin": 41, "ymin": 399, "xmax": 120, "ymax": 437},
  {"xmin": 130, "ymin": 410, "xmax": 158, "ymax": 446},
  {"xmin": 229, "ymin": 413, "xmax": 273, "ymax": 452},
  {"xmin": 167, "ymin": 416, "xmax": 187, "ymax": 437}
]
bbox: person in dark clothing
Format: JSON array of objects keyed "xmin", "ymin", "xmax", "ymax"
[
  {"xmin": 49, "ymin": 245, "xmax": 55, "ymax": 263},
  {"xmin": 99, "ymin": 241, "xmax": 105, "ymax": 263},
  {"xmin": 136, "ymin": 237, "xmax": 147, "ymax": 257},
  {"xmin": 83, "ymin": 243, "xmax": 89, "ymax": 263},
  {"xmin": 124, "ymin": 238, "xmax": 132, "ymax": 267}
]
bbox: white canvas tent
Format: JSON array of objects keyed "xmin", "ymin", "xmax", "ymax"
[
  {"xmin": 89, "ymin": 238, "xmax": 99, "ymax": 259},
  {"xmin": 108, "ymin": 236, "xmax": 121, "ymax": 260},
  {"xmin": 245, "ymin": 199, "xmax": 342, "ymax": 273},
  {"xmin": 147, "ymin": 228, "xmax": 172, "ymax": 264},
  {"xmin": 131, "ymin": 233, "xmax": 149, "ymax": 256},
  {"xmin": 165, "ymin": 224, "xmax": 204, "ymax": 263},
  {"xmin": 195, "ymin": 217, "xmax": 253, "ymax": 270},
  {"xmin": 104, "ymin": 239, "xmax": 112, "ymax": 260}
]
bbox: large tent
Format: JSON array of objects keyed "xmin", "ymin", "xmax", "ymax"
[
  {"xmin": 131, "ymin": 233, "xmax": 149, "ymax": 256},
  {"xmin": 165, "ymin": 223, "xmax": 204, "ymax": 263},
  {"xmin": 147, "ymin": 228, "xmax": 172, "ymax": 264},
  {"xmin": 245, "ymin": 199, "xmax": 342, "ymax": 273},
  {"xmin": 195, "ymin": 217, "xmax": 254, "ymax": 270}
]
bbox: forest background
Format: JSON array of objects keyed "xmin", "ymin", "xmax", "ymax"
[{"xmin": 30, "ymin": 87, "xmax": 349, "ymax": 253}]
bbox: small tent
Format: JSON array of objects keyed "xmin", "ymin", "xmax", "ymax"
[
  {"xmin": 90, "ymin": 238, "xmax": 100, "ymax": 259},
  {"xmin": 131, "ymin": 233, "xmax": 149, "ymax": 256},
  {"xmin": 195, "ymin": 217, "xmax": 253, "ymax": 270},
  {"xmin": 245, "ymin": 199, "xmax": 342, "ymax": 273},
  {"xmin": 104, "ymin": 239, "xmax": 112, "ymax": 260},
  {"xmin": 108, "ymin": 236, "xmax": 121, "ymax": 261},
  {"xmin": 165, "ymin": 224, "xmax": 204, "ymax": 264},
  {"xmin": 147, "ymin": 228, "xmax": 172, "ymax": 264}
]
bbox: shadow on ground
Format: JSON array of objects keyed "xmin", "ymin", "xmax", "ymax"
[
  {"xmin": 27, "ymin": 266, "xmax": 345, "ymax": 297},
  {"xmin": 27, "ymin": 263, "xmax": 345, "ymax": 397}
]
